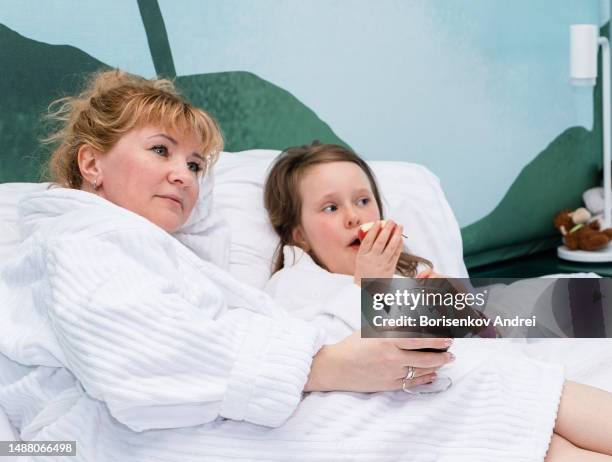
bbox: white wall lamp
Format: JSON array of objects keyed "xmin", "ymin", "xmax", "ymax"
[{"xmin": 558, "ymin": 24, "xmax": 612, "ymax": 262}]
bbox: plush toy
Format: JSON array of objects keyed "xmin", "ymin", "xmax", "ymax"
[{"xmin": 553, "ymin": 207, "xmax": 612, "ymax": 251}]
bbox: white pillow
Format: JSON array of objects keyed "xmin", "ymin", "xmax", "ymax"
[
  {"xmin": 0, "ymin": 151, "xmax": 468, "ymax": 288},
  {"xmin": 214, "ymin": 150, "xmax": 468, "ymax": 289},
  {"xmin": 213, "ymin": 150, "xmax": 282, "ymax": 288}
]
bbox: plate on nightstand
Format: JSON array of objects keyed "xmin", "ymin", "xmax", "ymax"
[{"xmin": 557, "ymin": 243, "xmax": 612, "ymax": 262}]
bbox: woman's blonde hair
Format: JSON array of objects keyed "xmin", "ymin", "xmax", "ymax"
[
  {"xmin": 44, "ymin": 69, "xmax": 223, "ymax": 188},
  {"xmin": 263, "ymin": 142, "xmax": 432, "ymax": 276}
]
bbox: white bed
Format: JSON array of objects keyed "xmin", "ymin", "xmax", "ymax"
[
  {"xmin": 1, "ymin": 149, "xmax": 610, "ymax": 444},
  {"xmin": 0, "ymin": 405, "xmax": 17, "ymax": 460}
]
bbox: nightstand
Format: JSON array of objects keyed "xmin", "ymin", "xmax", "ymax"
[{"xmin": 468, "ymin": 248, "xmax": 612, "ymax": 278}]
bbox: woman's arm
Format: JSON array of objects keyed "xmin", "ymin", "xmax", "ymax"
[{"xmin": 44, "ymin": 230, "xmax": 323, "ymax": 432}]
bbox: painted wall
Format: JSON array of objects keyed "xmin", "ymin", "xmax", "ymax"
[{"xmin": 0, "ymin": 0, "xmax": 608, "ymax": 265}]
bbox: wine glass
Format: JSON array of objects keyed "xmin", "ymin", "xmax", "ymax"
[{"xmin": 401, "ymin": 345, "xmax": 453, "ymax": 394}]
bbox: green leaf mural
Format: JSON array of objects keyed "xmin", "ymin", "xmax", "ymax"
[
  {"xmin": 463, "ymin": 24, "xmax": 607, "ymax": 269},
  {"xmin": 177, "ymin": 71, "xmax": 348, "ymax": 153},
  {"xmin": 137, "ymin": 0, "xmax": 176, "ymax": 78},
  {"xmin": 0, "ymin": 19, "xmax": 346, "ymax": 184},
  {"xmin": 0, "ymin": 23, "xmax": 108, "ymax": 183}
]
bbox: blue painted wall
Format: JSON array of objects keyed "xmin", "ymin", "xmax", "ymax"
[{"xmin": 0, "ymin": 0, "xmax": 607, "ymax": 227}]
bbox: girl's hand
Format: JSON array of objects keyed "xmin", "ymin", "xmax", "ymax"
[
  {"xmin": 304, "ymin": 331, "xmax": 454, "ymax": 392},
  {"xmin": 353, "ymin": 221, "xmax": 404, "ymax": 286},
  {"xmin": 416, "ymin": 268, "xmax": 444, "ymax": 279},
  {"xmin": 417, "ymin": 268, "xmax": 469, "ymax": 296}
]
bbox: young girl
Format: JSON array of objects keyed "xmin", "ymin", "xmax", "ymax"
[
  {"xmin": 263, "ymin": 141, "xmax": 612, "ymax": 461},
  {"xmin": 264, "ymin": 141, "xmax": 468, "ymax": 344}
]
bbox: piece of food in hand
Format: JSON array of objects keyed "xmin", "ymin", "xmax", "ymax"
[{"xmin": 358, "ymin": 220, "xmax": 389, "ymax": 242}]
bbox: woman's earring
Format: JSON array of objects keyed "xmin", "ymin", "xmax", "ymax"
[{"xmin": 92, "ymin": 179, "xmax": 99, "ymax": 190}]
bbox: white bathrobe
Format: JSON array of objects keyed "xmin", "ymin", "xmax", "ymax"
[{"xmin": 0, "ymin": 189, "xmax": 564, "ymax": 462}]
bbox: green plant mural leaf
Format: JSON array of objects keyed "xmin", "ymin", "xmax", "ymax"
[
  {"xmin": 463, "ymin": 124, "xmax": 599, "ymax": 267},
  {"xmin": 0, "ymin": 23, "xmax": 347, "ymax": 184},
  {"xmin": 137, "ymin": 0, "xmax": 176, "ymax": 78},
  {"xmin": 462, "ymin": 25, "xmax": 607, "ymax": 268},
  {"xmin": 177, "ymin": 71, "xmax": 347, "ymax": 152},
  {"xmin": 0, "ymin": 24, "xmax": 109, "ymax": 183}
]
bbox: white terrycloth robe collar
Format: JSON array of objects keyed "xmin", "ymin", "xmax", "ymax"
[
  {"xmin": 18, "ymin": 186, "xmax": 145, "ymax": 238},
  {"xmin": 17, "ymin": 184, "xmax": 230, "ymax": 269}
]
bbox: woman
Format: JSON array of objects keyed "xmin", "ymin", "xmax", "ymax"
[{"xmin": 0, "ymin": 70, "xmax": 608, "ymax": 461}]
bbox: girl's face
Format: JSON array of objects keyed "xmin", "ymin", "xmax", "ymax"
[
  {"xmin": 96, "ymin": 125, "xmax": 206, "ymax": 233},
  {"xmin": 293, "ymin": 161, "xmax": 381, "ymax": 275}
]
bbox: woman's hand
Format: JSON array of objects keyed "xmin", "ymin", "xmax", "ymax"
[
  {"xmin": 353, "ymin": 221, "xmax": 404, "ymax": 286},
  {"xmin": 416, "ymin": 268, "xmax": 444, "ymax": 279},
  {"xmin": 304, "ymin": 331, "xmax": 454, "ymax": 393}
]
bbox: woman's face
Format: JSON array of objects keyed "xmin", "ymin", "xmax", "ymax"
[
  {"xmin": 293, "ymin": 161, "xmax": 381, "ymax": 275},
  {"xmin": 95, "ymin": 125, "xmax": 206, "ymax": 233}
]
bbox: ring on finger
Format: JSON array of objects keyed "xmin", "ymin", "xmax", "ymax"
[{"xmin": 402, "ymin": 366, "xmax": 417, "ymax": 392}]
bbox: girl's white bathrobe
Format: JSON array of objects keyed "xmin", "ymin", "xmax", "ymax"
[{"xmin": 0, "ymin": 188, "xmax": 563, "ymax": 462}]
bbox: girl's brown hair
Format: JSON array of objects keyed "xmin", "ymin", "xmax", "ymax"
[
  {"xmin": 263, "ymin": 142, "xmax": 432, "ymax": 276},
  {"xmin": 44, "ymin": 69, "xmax": 223, "ymax": 189}
]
